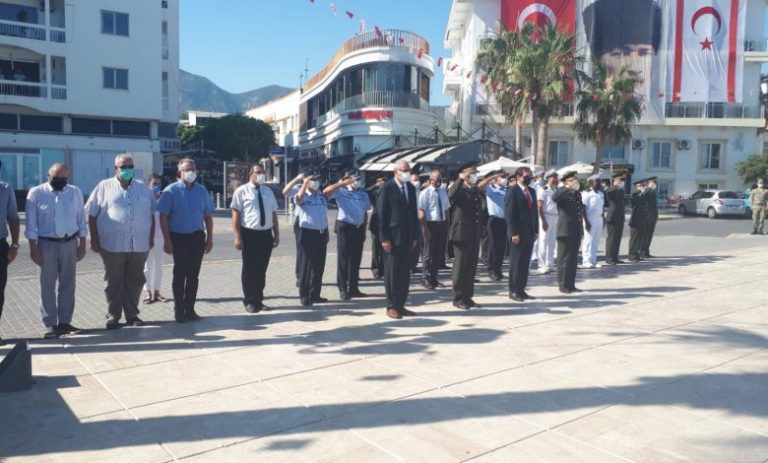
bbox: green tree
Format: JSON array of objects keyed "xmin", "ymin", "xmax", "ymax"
[
  {"xmin": 200, "ymin": 115, "xmax": 275, "ymax": 162},
  {"xmin": 178, "ymin": 124, "xmax": 202, "ymax": 147},
  {"xmin": 477, "ymin": 23, "xmax": 584, "ymax": 166},
  {"xmin": 573, "ymin": 63, "xmax": 642, "ymax": 173},
  {"xmin": 737, "ymin": 153, "xmax": 768, "ymax": 185}
]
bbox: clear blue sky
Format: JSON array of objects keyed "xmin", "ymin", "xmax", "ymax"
[{"xmin": 180, "ymin": 0, "xmax": 452, "ymax": 105}]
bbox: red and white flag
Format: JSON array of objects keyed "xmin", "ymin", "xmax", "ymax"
[
  {"xmin": 500, "ymin": 0, "xmax": 575, "ymax": 33},
  {"xmin": 667, "ymin": 0, "xmax": 745, "ymax": 103}
]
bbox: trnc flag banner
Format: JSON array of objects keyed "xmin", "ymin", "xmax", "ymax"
[
  {"xmin": 667, "ymin": 0, "xmax": 746, "ymax": 103},
  {"xmin": 500, "ymin": 0, "xmax": 575, "ymax": 33}
]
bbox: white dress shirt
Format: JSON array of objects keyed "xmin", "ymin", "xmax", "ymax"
[
  {"xmin": 581, "ymin": 188, "xmax": 605, "ymax": 219},
  {"xmin": 538, "ymin": 186, "xmax": 558, "ymax": 216},
  {"xmin": 25, "ymin": 182, "xmax": 88, "ymax": 240},
  {"xmin": 418, "ymin": 185, "xmax": 450, "ymax": 221},
  {"xmin": 230, "ymin": 183, "xmax": 278, "ymax": 230},
  {"xmin": 485, "ymin": 185, "xmax": 507, "ymax": 218},
  {"xmin": 85, "ymin": 177, "xmax": 155, "ymax": 253}
]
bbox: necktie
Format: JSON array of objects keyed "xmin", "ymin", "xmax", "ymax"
[
  {"xmin": 54, "ymin": 193, "xmax": 67, "ymax": 237},
  {"xmin": 524, "ymin": 187, "xmax": 532, "ymax": 209},
  {"xmin": 257, "ymin": 187, "xmax": 266, "ymax": 227},
  {"xmin": 437, "ymin": 190, "xmax": 444, "ymax": 221},
  {"xmin": 401, "ymin": 184, "xmax": 408, "ymax": 203}
]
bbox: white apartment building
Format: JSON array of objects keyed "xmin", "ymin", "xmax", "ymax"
[
  {"xmin": 246, "ymin": 89, "xmax": 300, "ymax": 180},
  {"xmin": 0, "ymin": 0, "xmax": 180, "ymax": 199},
  {"xmin": 184, "ymin": 110, "xmax": 229, "ymax": 127},
  {"xmin": 444, "ymin": 0, "xmax": 767, "ymax": 199},
  {"xmin": 298, "ymin": 29, "xmax": 438, "ymax": 172}
]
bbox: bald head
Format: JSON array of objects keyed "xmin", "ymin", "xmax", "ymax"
[{"xmin": 48, "ymin": 163, "xmax": 69, "ymax": 178}]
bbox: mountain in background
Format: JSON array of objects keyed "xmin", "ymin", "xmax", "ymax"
[{"xmin": 179, "ymin": 69, "xmax": 294, "ymax": 114}]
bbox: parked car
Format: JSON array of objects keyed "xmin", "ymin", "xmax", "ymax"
[{"xmin": 678, "ymin": 190, "xmax": 747, "ymax": 218}]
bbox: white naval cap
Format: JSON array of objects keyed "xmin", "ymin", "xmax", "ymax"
[{"xmin": 587, "ymin": 173, "xmax": 601, "ymax": 182}]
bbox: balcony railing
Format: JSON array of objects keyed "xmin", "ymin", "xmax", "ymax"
[
  {"xmin": 0, "ymin": 19, "xmax": 46, "ymax": 40},
  {"xmin": 665, "ymin": 102, "xmax": 763, "ymax": 119},
  {"xmin": 51, "ymin": 85, "xmax": 66, "ymax": 100},
  {"xmin": 745, "ymin": 38, "xmax": 768, "ymax": 52},
  {"xmin": 0, "ymin": 80, "xmax": 67, "ymax": 100},
  {"xmin": 305, "ymin": 91, "xmax": 429, "ymax": 131},
  {"xmin": 303, "ymin": 29, "xmax": 430, "ymax": 92},
  {"xmin": 475, "ymin": 102, "xmax": 574, "ymax": 117},
  {"xmin": 49, "ymin": 27, "xmax": 65, "ymax": 43}
]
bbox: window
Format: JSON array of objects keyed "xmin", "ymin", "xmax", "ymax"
[
  {"xmin": 0, "ymin": 113, "xmax": 18, "ymax": 131},
  {"xmin": 657, "ymin": 182, "xmax": 671, "ymax": 200},
  {"xmin": 113, "ymin": 120, "xmax": 149, "ymax": 137},
  {"xmin": 548, "ymin": 141, "xmax": 569, "ymax": 167},
  {"xmin": 72, "ymin": 118, "xmax": 111, "ymax": 135},
  {"xmin": 602, "ymin": 144, "xmax": 625, "ymax": 162},
  {"xmin": 651, "ymin": 142, "xmax": 672, "ymax": 169},
  {"xmin": 101, "ymin": 11, "xmax": 129, "ymax": 36},
  {"xmin": 718, "ymin": 191, "xmax": 738, "ymax": 199},
  {"xmin": 161, "ymin": 0, "xmax": 168, "ymax": 8},
  {"xmin": 700, "ymin": 142, "xmax": 722, "ymax": 170},
  {"xmin": 698, "ymin": 184, "xmax": 719, "ymax": 191},
  {"xmin": 103, "ymin": 67, "xmax": 128, "ymax": 90},
  {"xmin": 19, "ymin": 115, "xmax": 62, "ymax": 133}
]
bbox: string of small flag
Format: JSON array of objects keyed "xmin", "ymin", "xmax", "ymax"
[{"xmin": 304, "ymin": 0, "xmax": 499, "ymax": 88}]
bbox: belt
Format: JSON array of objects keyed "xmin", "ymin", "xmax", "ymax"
[
  {"xmin": 39, "ymin": 235, "xmax": 78, "ymax": 243},
  {"xmin": 426, "ymin": 220, "xmax": 446, "ymax": 224},
  {"xmin": 300, "ymin": 227, "xmax": 328, "ymax": 234}
]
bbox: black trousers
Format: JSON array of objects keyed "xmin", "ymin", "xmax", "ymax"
[
  {"xmin": 336, "ymin": 222, "xmax": 365, "ymax": 294},
  {"xmin": 384, "ymin": 244, "xmax": 412, "ymax": 310},
  {"xmin": 487, "ymin": 217, "xmax": 507, "ymax": 277},
  {"xmin": 509, "ymin": 238, "xmax": 534, "ymax": 296},
  {"xmin": 422, "ymin": 221, "xmax": 448, "ymax": 285},
  {"xmin": 298, "ymin": 228, "xmax": 327, "ymax": 300},
  {"xmin": 605, "ymin": 218, "xmax": 624, "ymax": 261},
  {"xmin": 641, "ymin": 219, "xmax": 657, "ymax": 256},
  {"xmin": 557, "ymin": 236, "xmax": 580, "ymax": 290},
  {"xmin": 241, "ymin": 228, "xmax": 273, "ymax": 307},
  {"xmin": 0, "ymin": 239, "xmax": 7, "ymax": 321},
  {"xmin": 452, "ymin": 240, "xmax": 479, "ymax": 303},
  {"xmin": 411, "ymin": 231, "xmax": 422, "ymax": 271},
  {"xmin": 293, "ymin": 219, "xmax": 300, "ymax": 283},
  {"xmin": 170, "ymin": 231, "xmax": 206, "ymax": 315},
  {"xmin": 628, "ymin": 224, "xmax": 646, "ymax": 258},
  {"xmin": 371, "ymin": 233, "xmax": 384, "ymax": 277}
]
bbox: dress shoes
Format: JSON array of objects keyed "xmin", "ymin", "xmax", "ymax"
[
  {"xmin": 311, "ymin": 297, "xmax": 329, "ymax": 304},
  {"xmin": 453, "ymin": 301, "xmax": 471, "ymax": 310},
  {"xmin": 186, "ymin": 311, "xmax": 202, "ymax": 321},
  {"xmin": 349, "ymin": 290, "xmax": 368, "ymax": 298},
  {"xmin": 245, "ymin": 304, "xmax": 261, "ymax": 314},
  {"xmin": 559, "ymin": 287, "xmax": 573, "ymax": 294},
  {"xmin": 510, "ymin": 293, "xmax": 525, "ymax": 302},
  {"xmin": 488, "ymin": 274, "xmax": 502, "ymax": 282},
  {"xmin": 301, "ymin": 298, "xmax": 313, "ymax": 307},
  {"xmin": 400, "ymin": 308, "xmax": 417, "ymax": 317},
  {"xmin": 126, "ymin": 317, "xmax": 145, "ymax": 327},
  {"xmin": 570, "ymin": 287, "xmax": 583, "ymax": 293},
  {"xmin": 57, "ymin": 323, "xmax": 82, "ymax": 335},
  {"xmin": 174, "ymin": 312, "xmax": 186, "ymax": 323},
  {"xmin": 467, "ymin": 299, "xmax": 481, "ymax": 308},
  {"xmin": 43, "ymin": 326, "xmax": 59, "ymax": 339},
  {"xmin": 422, "ymin": 281, "xmax": 436, "ymax": 290},
  {"xmin": 339, "ymin": 292, "xmax": 351, "ymax": 301},
  {"xmin": 386, "ymin": 308, "xmax": 402, "ymax": 319},
  {"xmin": 521, "ymin": 292, "xmax": 536, "ymax": 300},
  {"xmin": 106, "ymin": 319, "xmax": 121, "ymax": 330}
]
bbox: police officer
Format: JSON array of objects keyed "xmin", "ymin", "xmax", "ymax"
[
  {"xmin": 448, "ymin": 165, "xmax": 500, "ymax": 310},
  {"xmin": 580, "ymin": 174, "xmax": 605, "ymax": 269},
  {"xmin": 294, "ymin": 169, "xmax": 329, "ymax": 306},
  {"xmin": 552, "ymin": 171, "xmax": 588, "ymax": 294},
  {"xmin": 536, "ymin": 170, "xmax": 558, "ymax": 275},
  {"xmin": 628, "ymin": 178, "xmax": 649, "ymax": 262},
  {"xmin": 283, "ymin": 172, "xmax": 306, "ymax": 287},
  {"xmin": 641, "ymin": 176, "xmax": 659, "ymax": 258},
  {"xmin": 323, "ymin": 169, "xmax": 371, "ymax": 300},
  {"xmin": 484, "ymin": 170, "xmax": 509, "ymax": 281},
  {"xmin": 749, "ymin": 178, "xmax": 766, "ymax": 235},
  {"xmin": 604, "ymin": 174, "xmax": 626, "ymax": 265}
]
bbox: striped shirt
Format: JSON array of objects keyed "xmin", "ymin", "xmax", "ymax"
[
  {"xmin": 86, "ymin": 177, "xmax": 155, "ymax": 253},
  {"xmin": 25, "ymin": 183, "xmax": 87, "ymax": 240}
]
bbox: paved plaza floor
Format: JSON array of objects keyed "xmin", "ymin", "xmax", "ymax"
[{"xmin": 1, "ymin": 217, "xmax": 767, "ymax": 462}]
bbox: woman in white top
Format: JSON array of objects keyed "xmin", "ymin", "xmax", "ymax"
[{"xmin": 143, "ymin": 174, "xmax": 168, "ymax": 303}]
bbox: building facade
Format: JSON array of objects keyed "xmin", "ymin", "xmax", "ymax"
[
  {"xmin": 0, "ymin": 0, "xmax": 180, "ymax": 199},
  {"xmin": 246, "ymin": 89, "xmax": 300, "ymax": 180},
  {"xmin": 444, "ymin": 0, "xmax": 767, "ymax": 198},
  {"xmin": 298, "ymin": 29, "xmax": 438, "ymax": 171}
]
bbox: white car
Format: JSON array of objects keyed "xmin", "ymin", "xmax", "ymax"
[{"xmin": 678, "ymin": 190, "xmax": 747, "ymax": 219}]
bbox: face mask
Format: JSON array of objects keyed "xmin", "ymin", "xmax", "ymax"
[
  {"xmin": 118, "ymin": 167, "xmax": 134, "ymax": 182},
  {"xmin": 618, "ymin": 182, "xmax": 625, "ymax": 189},
  {"xmin": 182, "ymin": 170, "xmax": 197, "ymax": 183},
  {"xmin": 254, "ymin": 174, "xmax": 266, "ymax": 185},
  {"xmin": 468, "ymin": 174, "xmax": 478, "ymax": 184},
  {"xmin": 411, "ymin": 181, "xmax": 421, "ymax": 189},
  {"xmin": 151, "ymin": 184, "xmax": 162, "ymax": 194},
  {"xmin": 759, "ymin": 184, "xmax": 765, "ymax": 189},
  {"xmin": 522, "ymin": 175, "xmax": 533, "ymax": 186},
  {"xmin": 499, "ymin": 178, "xmax": 508, "ymax": 187},
  {"xmin": 311, "ymin": 180, "xmax": 320, "ymax": 190},
  {"xmin": 568, "ymin": 182, "xmax": 579, "ymax": 191},
  {"xmin": 649, "ymin": 184, "xmax": 657, "ymax": 190},
  {"xmin": 396, "ymin": 171, "xmax": 409, "ymax": 183},
  {"xmin": 50, "ymin": 177, "xmax": 67, "ymax": 191}
]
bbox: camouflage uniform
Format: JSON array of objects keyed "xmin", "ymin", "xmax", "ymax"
[{"xmin": 750, "ymin": 185, "xmax": 767, "ymax": 234}]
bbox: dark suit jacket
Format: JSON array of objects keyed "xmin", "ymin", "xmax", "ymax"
[
  {"xmin": 505, "ymin": 185, "xmax": 539, "ymax": 241},
  {"xmin": 629, "ymin": 190, "xmax": 649, "ymax": 228},
  {"xmin": 376, "ymin": 179, "xmax": 419, "ymax": 247},
  {"xmin": 447, "ymin": 180, "xmax": 484, "ymax": 243},
  {"xmin": 604, "ymin": 186, "xmax": 626, "ymax": 224},
  {"xmin": 645, "ymin": 188, "xmax": 659, "ymax": 221},
  {"xmin": 552, "ymin": 187, "xmax": 585, "ymax": 240}
]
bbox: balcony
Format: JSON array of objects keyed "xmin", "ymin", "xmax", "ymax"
[
  {"xmin": 745, "ymin": 38, "xmax": 768, "ymax": 62},
  {"xmin": 304, "ymin": 91, "xmax": 429, "ymax": 131},
  {"xmin": 0, "ymin": 80, "xmax": 65, "ymax": 100},
  {"xmin": 0, "ymin": 0, "xmax": 66, "ymax": 43},
  {"xmin": 665, "ymin": 102, "xmax": 763, "ymax": 119}
]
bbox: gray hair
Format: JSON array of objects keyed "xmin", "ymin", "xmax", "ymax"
[
  {"xmin": 114, "ymin": 153, "xmax": 133, "ymax": 166},
  {"xmin": 178, "ymin": 158, "xmax": 196, "ymax": 171},
  {"xmin": 396, "ymin": 160, "xmax": 410, "ymax": 172},
  {"xmin": 48, "ymin": 163, "xmax": 69, "ymax": 176}
]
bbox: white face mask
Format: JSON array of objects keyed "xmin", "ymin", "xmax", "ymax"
[
  {"xmin": 182, "ymin": 170, "xmax": 197, "ymax": 183},
  {"xmin": 618, "ymin": 182, "xmax": 625, "ymax": 189},
  {"xmin": 398, "ymin": 171, "xmax": 410, "ymax": 183},
  {"xmin": 468, "ymin": 174, "xmax": 478, "ymax": 184},
  {"xmin": 498, "ymin": 178, "xmax": 508, "ymax": 187},
  {"xmin": 254, "ymin": 174, "xmax": 266, "ymax": 185},
  {"xmin": 311, "ymin": 180, "xmax": 320, "ymax": 191},
  {"xmin": 568, "ymin": 181, "xmax": 579, "ymax": 191},
  {"xmin": 411, "ymin": 180, "xmax": 421, "ymax": 189},
  {"xmin": 759, "ymin": 184, "xmax": 765, "ymax": 188}
]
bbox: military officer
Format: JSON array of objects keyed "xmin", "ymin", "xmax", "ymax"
[
  {"xmin": 628, "ymin": 178, "xmax": 649, "ymax": 262},
  {"xmin": 580, "ymin": 174, "xmax": 605, "ymax": 269},
  {"xmin": 749, "ymin": 179, "xmax": 766, "ymax": 235},
  {"xmin": 604, "ymin": 174, "xmax": 626, "ymax": 265},
  {"xmin": 448, "ymin": 165, "xmax": 500, "ymax": 310},
  {"xmin": 641, "ymin": 176, "xmax": 659, "ymax": 258},
  {"xmin": 294, "ymin": 169, "xmax": 330, "ymax": 306},
  {"xmin": 536, "ymin": 170, "xmax": 559, "ymax": 275},
  {"xmin": 552, "ymin": 171, "xmax": 589, "ymax": 294}
]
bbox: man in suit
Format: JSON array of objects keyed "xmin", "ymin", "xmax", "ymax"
[
  {"xmin": 628, "ymin": 178, "xmax": 648, "ymax": 262},
  {"xmin": 377, "ymin": 161, "xmax": 419, "ymax": 319},
  {"xmin": 367, "ymin": 176, "xmax": 387, "ymax": 278},
  {"xmin": 641, "ymin": 176, "xmax": 659, "ymax": 258},
  {"xmin": 604, "ymin": 174, "xmax": 626, "ymax": 265},
  {"xmin": 506, "ymin": 167, "xmax": 539, "ymax": 301},
  {"xmin": 448, "ymin": 166, "xmax": 500, "ymax": 310},
  {"xmin": 552, "ymin": 171, "xmax": 589, "ymax": 294}
]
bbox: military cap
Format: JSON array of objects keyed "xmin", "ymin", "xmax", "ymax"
[
  {"xmin": 645, "ymin": 176, "xmax": 658, "ymax": 183},
  {"xmin": 633, "ymin": 178, "xmax": 646, "ymax": 185},
  {"xmin": 587, "ymin": 173, "xmax": 601, "ymax": 181},
  {"xmin": 561, "ymin": 171, "xmax": 578, "ymax": 181},
  {"xmin": 545, "ymin": 169, "xmax": 558, "ymax": 179},
  {"xmin": 305, "ymin": 168, "xmax": 320, "ymax": 178},
  {"xmin": 612, "ymin": 173, "xmax": 626, "ymax": 179},
  {"xmin": 533, "ymin": 166, "xmax": 545, "ymax": 177},
  {"xmin": 344, "ymin": 168, "xmax": 361, "ymax": 178},
  {"xmin": 461, "ymin": 164, "xmax": 479, "ymax": 174}
]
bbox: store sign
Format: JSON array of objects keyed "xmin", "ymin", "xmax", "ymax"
[{"xmin": 347, "ymin": 110, "xmax": 393, "ymax": 120}]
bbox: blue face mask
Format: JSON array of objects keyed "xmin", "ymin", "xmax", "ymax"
[{"xmin": 151, "ymin": 184, "xmax": 162, "ymax": 194}]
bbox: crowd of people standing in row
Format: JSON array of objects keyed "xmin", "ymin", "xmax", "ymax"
[{"xmin": 0, "ymin": 156, "xmax": 662, "ymax": 344}]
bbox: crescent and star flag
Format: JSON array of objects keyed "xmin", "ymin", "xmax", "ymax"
[
  {"xmin": 500, "ymin": 0, "xmax": 575, "ymax": 33},
  {"xmin": 667, "ymin": 0, "xmax": 745, "ymax": 103}
]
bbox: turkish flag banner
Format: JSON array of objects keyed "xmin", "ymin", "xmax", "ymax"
[
  {"xmin": 500, "ymin": 0, "xmax": 575, "ymax": 33},
  {"xmin": 667, "ymin": 0, "xmax": 745, "ymax": 103}
]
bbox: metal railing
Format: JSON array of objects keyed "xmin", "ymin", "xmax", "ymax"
[
  {"xmin": 49, "ymin": 28, "xmax": 65, "ymax": 43},
  {"xmin": 665, "ymin": 102, "xmax": 763, "ymax": 119},
  {"xmin": 475, "ymin": 102, "xmax": 574, "ymax": 117},
  {"xmin": 51, "ymin": 85, "xmax": 66, "ymax": 100},
  {"xmin": 745, "ymin": 38, "xmax": 768, "ymax": 52},
  {"xmin": 0, "ymin": 19, "xmax": 46, "ymax": 40},
  {"xmin": 303, "ymin": 29, "xmax": 430, "ymax": 92},
  {"xmin": 304, "ymin": 91, "xmax": 429, "ymax": 131},
  {"xmin": 0, "ymin": 80, "xmax": 46, "ymax": 98}
]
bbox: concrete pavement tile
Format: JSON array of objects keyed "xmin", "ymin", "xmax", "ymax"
[
  {"xmin": 94, "ymin": 355, "xmax": 254, "ymax": 409},
  {"xmin": 0, "ymin": 411, "xmax": 171, "ymax": 463},
  {"xmin": 512, "ymin": 317, "xmax": 647, "ymax": 348},
  {"xmin": 468, "ymin": 431, "xmax": 631, "ymax": 462},
  {"xmin": 129, "ymin": 382, "xmax": 322, "ymax": 459},
  {"xmin": 445, "ymin": 366, "xmax": 627, "ymax": 429},
  {"xmin": 27, "ymin": 343, "xmax": 91, "ymax": 377},
  {"xmin": 570, "ymin": 307, "xmax": 696, "ymax": 334},
  {"xmin": 557, "ymin": 404, "xmax": 768, "ymax": 463}
]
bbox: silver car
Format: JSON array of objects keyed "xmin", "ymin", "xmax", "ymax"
[{"xmin": 678, "ymin": 190, "xmax": 747, "ymax": 219}]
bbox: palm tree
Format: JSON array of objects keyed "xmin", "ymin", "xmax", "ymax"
[
  {"xmin": 573, "ymin": 62, "xmax": 642, "ymax": 173},
  {"xmin": 477, "ymin": 23, "xmax": 584, "ymax": 166}
]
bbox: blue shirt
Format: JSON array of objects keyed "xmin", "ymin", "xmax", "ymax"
[
  {"xmin": 486, "ymin": 185, "xmax": 507, "ymax": 218},
  {"xmin": 156, "ymin": 180, "xmax": 214, "ymax": 234},
  {"xmin": 332, "ymin": 187, "xmax": 370, "ymax": 226},
  {"xmin": 0, "ymin": 182, "xmax": 19, "ymax": 239},
  {"xmin": 295, "ymin": 191, "xmax": 328, "ymax": 230},
  {"xmin": 25, "ymin": 183, "xmax": 87, "ymax": 240}
]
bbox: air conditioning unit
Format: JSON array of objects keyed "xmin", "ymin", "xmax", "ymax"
[
  {"xmin": 632, "ymin": 139, "xmax": 645, "ymax": 150},
  {"xmin": 677, "ymin": 139, "xmax": 691, "ymax": 150}
]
